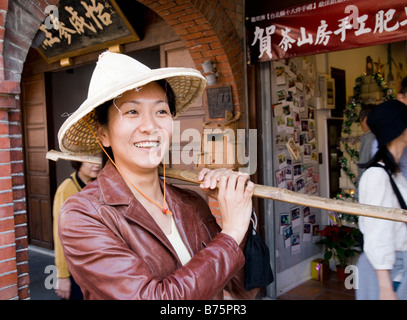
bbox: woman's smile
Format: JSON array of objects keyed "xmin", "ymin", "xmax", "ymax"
[{"xmin": 134, "ymin": 140, "xmax": 161, "ymax": 149}]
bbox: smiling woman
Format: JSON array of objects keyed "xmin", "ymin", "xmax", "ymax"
[
  {"xmin": 55, "ymin": 51, "xmax": 258, "ymax": 300},
  {"xmin": 97, "ymin": 82, "xmax": 174, "ymax": 170}
]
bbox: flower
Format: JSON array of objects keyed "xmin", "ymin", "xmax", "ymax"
[{"xmin": 317, "ymin": 225, "xmax": 361, "ymax": 269}]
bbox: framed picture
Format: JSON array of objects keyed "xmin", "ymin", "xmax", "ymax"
[{"xmin": 36, "ymin": 0, "xmax": 140, "ymax": 63}]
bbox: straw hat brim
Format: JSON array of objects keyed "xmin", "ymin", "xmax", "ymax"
[
  {"xmin": 46, "ymin": 150, "xmax": 102, "ymax": 165},
  {"xmin": 58, "ymin": 67, "xmax": 206, "ymax": 156}
]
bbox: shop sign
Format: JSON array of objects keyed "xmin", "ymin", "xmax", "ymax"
[
  {"xmin": 246, "ymin": 0, "xmax": 407, "ymax": 63},
  {"xmin": 37, "ymin": 0, "xmax": 139, "ymax": 63}
]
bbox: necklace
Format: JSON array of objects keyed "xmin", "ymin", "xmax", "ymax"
[{"xmin": 84, "ymin": 117, "xmax": 172, "ymax": 215}]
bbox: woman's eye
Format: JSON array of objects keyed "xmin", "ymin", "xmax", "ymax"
[
  {"xmin": 126, "ymin": 110, "xmax": 138, "ymax": 115},
  {"xmin": 157, "ymin": 109, "xmax": 170, "ymax": 115}
]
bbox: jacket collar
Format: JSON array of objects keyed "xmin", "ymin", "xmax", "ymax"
[
  {"xmin": 97, "ymin": 161, "xmax": 134, "ymax": 205},
  {"xmin": 97, "ymin": 161, "xmax": 201, "ymax": 257}
]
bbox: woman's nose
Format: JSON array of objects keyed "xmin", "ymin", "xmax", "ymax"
[{"xmin": 138, "ymin": 112, "xmax": 157, "ymax": 132}]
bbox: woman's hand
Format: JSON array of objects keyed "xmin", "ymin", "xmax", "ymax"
[
  {"xmin": 198, "ymin": 168, "xmax": 255, "ymax": 245},
  {"xmin": 198, "ymin": 168, "xmax": 231, "ymax": 199},
  {"xmin": 55, "ymin": 277, "xmax": 71, "ymax": 300}
]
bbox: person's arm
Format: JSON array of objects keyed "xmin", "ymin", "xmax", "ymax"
[
  {"xmin": 52, "ymin": 180, "xmax": 74, "ymax": 299},
  {"xmin": 359, "ymin": 168, "xmax": 398, "ymax": 299},
  {"xmin": 198, "ymin": 168, "xmax": 259, "ymax": 299},
  {"xmin": 376, "ymin": 270, "xmax": 398, "ymax": 300},
  {"xmin": 59, "ymin": 196, "xmax": 247, "ymax": 300}
]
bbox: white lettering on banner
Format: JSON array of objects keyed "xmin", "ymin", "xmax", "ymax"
[
  {"xmin": 297, "ymin": 27, "xmax": 313, "ymax": 47},
  {"xmin": 250, "ymin": 5, "xmax": 407, "ymax": 58},
  {"xmin": 251, "ymin": 25, "xmax": 276, "ymax": 59},
  {"xmin": 315, "ymin": 20, "xmax": 332, "ymax": 46},
  {"xmin": 333, "ymin": 16, "xmax": 353, "ymax": 42},
  {"xmin": 279, "ymin": 27, "xmax": 296, "ymax": 51},
  {"xmin": 355, "ymin": 14, "xmax": 371, "ymax": 36}
]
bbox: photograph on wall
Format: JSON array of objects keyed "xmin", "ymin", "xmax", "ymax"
[
  {"xmin": 291, "ymin": 234, "xmax": 301, "ymax": 254},
  {"xmin": 283, "ymin": 225, "xmax": 293, "ymax": 248},
  {"xmin": 273, "ymin": 103, "xmax": 284, "ymax": 117},
  {"xmin": 275, "ymin": 168, "xmax": 287, "ymax": 188},
  {"xmin": 312, "ymin": 224, "xmax": 320, "ymax": 243},
  {"xmin": 290, "ymin": 206, "xmax": 301, "ymax": 228},
  {"xmin": 276, "ymin": 65, "xmax": 286, "ymax": 85},
  {"xmin": 294, "ymin": 176, "xmax": 305, "ymax": 193},
  {"xmin": 278, "ymin": 152, "xmax": 287, "ymax": 169},
  {"xmin": 303, "ymin": 223, "xmax": 311, "ymax": 242},
  {"xmin": 280, "ymin": 213, "xmax": 290, "ymax": 234}
]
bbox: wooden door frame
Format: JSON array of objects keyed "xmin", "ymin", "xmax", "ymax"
[{"xmin": 21, "ymin": 72, "xmax": 56, "ymax": 249}]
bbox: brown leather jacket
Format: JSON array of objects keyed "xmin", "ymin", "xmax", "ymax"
[{"xmin": 59, "ymin": 162, "xmax": 258, "ymax": 300}]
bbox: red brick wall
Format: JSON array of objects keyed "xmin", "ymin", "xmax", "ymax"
[
  {"xmin": 0, "ymin": 0, "xmax": 51, "ymax": 300},
  {"xmin": 0, "ymin": 104, "xmax": 28, "ymax": 300},
  {"xmin": 138, "ymin": 0, "xmax": 246, "ymax": 125}
]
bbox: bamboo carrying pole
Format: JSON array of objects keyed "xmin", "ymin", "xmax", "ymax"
[{"xmin": 159, "ymin": 167, "xmax": 407, "ymax": 223}]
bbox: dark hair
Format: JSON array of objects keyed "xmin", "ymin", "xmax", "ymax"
[
  {"xmin": 156, "ymin": 79, "xmax": 176, "ymax": 117},
  {"xmin": 70, "ymin": 161, "xmax": 82, "ymax": 171},
  {"xmin": 359, "ymin": 104, "xmax": 376, "ymax": 121},
  {"xmin": 400, "ymin": 76, "xmax": 407, "ymax": 95},
  {"xmin": 94, "ymin": 80, "xmax": 176, "ymax": 166},
  {"xmin": 358, "ymin": 146, "xmax": 399, "ymax": 174},
  {"xmin": 94, "ymin": 99, "xmax": 114, "ymax": 167}
]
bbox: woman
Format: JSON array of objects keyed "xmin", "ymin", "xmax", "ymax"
[
  {"xmin": 57, "ymin": 51, "xmax": 258, "ymax": 300},
  {"xmin": 357, "ymin": 99, "xmax": 407, "ymax": 300},
  {"xmin": 52, "ymin": 157, "xmax": 102, "ymax": 299}
]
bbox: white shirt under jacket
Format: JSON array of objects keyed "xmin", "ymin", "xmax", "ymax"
[{"xmin": 358, "ymin": 164, "xmax": 407, "ymax": 270}]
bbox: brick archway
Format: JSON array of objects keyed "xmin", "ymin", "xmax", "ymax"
[
  {"xmin": 0, "ymin": 0, "xmax": 244, "ymax": 299},
  {"xmin": 137, "ymin": 0, "xmax": 245, "ymax": 115}
]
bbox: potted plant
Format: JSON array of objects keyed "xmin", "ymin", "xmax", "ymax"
[{"xmin": 317, "ymin": 225, "xmax": 361, "ymax": 281}]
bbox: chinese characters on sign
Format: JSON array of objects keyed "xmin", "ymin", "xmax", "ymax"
[
  {"xmin": 37, "ymin": 0, "xmax": 139, "ymax": 63},
  {"xmin": 40, "ymin": 0, "xmax": 114, "ymax": 49},
  {"xmin": 246, "ymin": 0, "xmax": 407, "ymax": 63}
]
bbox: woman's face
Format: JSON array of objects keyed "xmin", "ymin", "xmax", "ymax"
[
  {"xmin": 78, "ymin": 162, "xmax": 102, "ymax": 181},
  {"xmin": 98, "ymin": 82, "xmax": 173, "ymax": 172}
]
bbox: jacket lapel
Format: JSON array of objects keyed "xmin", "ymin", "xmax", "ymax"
[
  {"xmin": 98, "ymin": 162, "xmax": 172, "ymax": 251},
  {"xmin": 98, "ymin": 162, "xmax": 202, "ymax": 259}
]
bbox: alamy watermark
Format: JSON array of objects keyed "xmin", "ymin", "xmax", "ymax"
[{"xmin": 161, "ymin": 122, "xmax": 258, "ymax": 175}]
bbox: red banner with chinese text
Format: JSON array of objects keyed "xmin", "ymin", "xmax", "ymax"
[{"xmin": 246, "ymin": 0, "xmax": 407, "ymax": 63}]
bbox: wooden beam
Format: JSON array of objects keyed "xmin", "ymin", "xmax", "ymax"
[{"xmin": 159, "ymin": 167, "xmax": 407, "ymax": 223}]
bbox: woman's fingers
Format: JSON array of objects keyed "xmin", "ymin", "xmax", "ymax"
[{"xmin": 198, "ymin": 168, "xmax": 232, "ymax": 189}]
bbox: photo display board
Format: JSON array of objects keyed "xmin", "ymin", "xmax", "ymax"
[{"xmin": 270, "ymin": 56, "xmax": 322, "ymax": 272}]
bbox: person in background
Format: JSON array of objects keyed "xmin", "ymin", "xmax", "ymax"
[
  {"xmin": 370, "ymin": 77, "xmax": 407, "ymax": 179},
  {"xmin": 356, "ymin": 100, "xmax": 407, "ymax": 300},
  {"xmin": 357, "ymin": 104, "xmax": 377, "ymax": 183},
  {"xmin": 397, "ymin": 76, "xmax": 407, "ymax": 105},
  {"xmin": 53, "ymin": 159, "xmax": 102, "ymax": 300}
]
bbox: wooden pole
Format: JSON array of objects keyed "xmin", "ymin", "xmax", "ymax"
[{"xmin": 159, "ymin": 167, "xmax": 407, "ymax": 223}]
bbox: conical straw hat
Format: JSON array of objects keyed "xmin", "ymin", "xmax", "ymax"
[{"xmin": 58, "ymin": 51, "xmax": 206, "ymax": 155}]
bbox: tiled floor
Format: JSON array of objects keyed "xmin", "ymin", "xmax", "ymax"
[{"xmin": 277, "ymin": 272, "xmax": 355, "ymax": 300}]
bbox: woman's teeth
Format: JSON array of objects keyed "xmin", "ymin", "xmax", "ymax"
[{"xmin": 134, "ymin": 141, "xmax": 160, "ymax": 148}]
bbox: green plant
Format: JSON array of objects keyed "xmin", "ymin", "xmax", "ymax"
[{"xmin": 317, "ymin": 225, "xmax": 361, "ymax": 269}]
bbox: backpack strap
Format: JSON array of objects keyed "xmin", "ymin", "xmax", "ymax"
[{"xmin": 371, "ymin": 163, "xmax": 407, "ymax": 210}]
